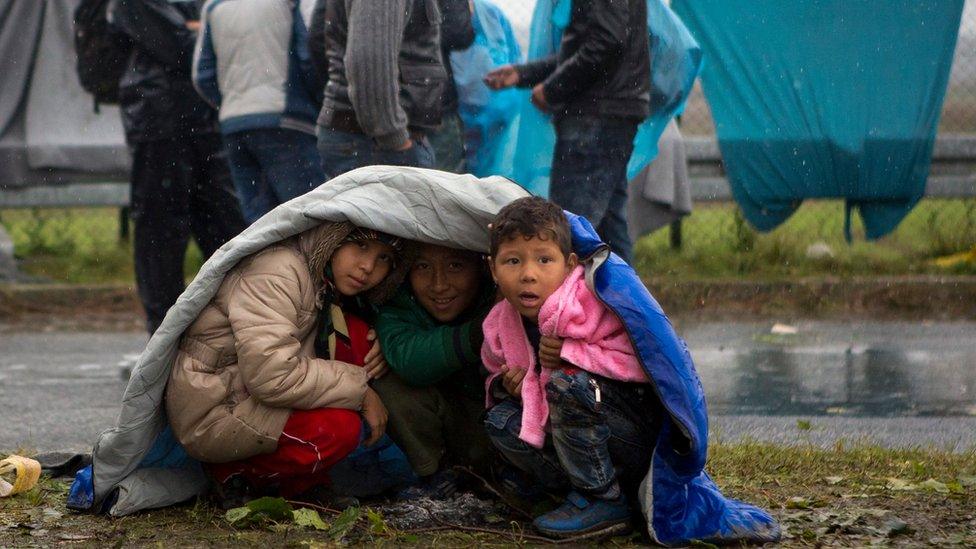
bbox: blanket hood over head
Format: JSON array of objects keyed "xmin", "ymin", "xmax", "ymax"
[{"xmin": 70, "ymin": 166, "xmax": 527, "ymax": 515}]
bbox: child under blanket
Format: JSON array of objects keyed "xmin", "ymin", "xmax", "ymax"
[{"xmin": 481, "ymin": 196, "xmax": 662, "ymax": 539}]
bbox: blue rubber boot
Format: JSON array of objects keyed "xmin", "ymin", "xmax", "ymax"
[{"xmin": 532, "ymin": 491, "xmax": 632, "ymax": 538}]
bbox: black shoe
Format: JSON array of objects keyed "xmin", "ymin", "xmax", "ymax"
[
  {"xmin": 294, "ymin": 484, "xmax": 360, "ymax": 510},
  {"xmin": 210, "ymin": 474, "xmax": 255, "ymax": 510},
  {"xmin": 397, "ymin": 468, "xmax": 459, "ymax": 501}
]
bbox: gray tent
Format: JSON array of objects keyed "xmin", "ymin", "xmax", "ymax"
[
  {"xmin": 0, "ymin": 0, "xmax": 129, "ymax": 189},
  {"xmin": 85, "ymin": 165, "xmax": 528, "ymax": 515}
]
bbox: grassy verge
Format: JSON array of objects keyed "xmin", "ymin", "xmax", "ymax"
[
  {"xmin": 1, "ymin": 443, "xmax": 973, "ymax": 547},
  {"xmin": 3, "ymin": 200, "xmax": 975, "ymax": 286}
]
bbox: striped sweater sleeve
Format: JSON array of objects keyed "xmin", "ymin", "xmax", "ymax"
[{"xmin": 344, "ymin": 0, "xmax": 410, "ymax": 150}]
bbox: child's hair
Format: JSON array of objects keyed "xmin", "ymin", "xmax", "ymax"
[{"xmin": 489, "ymin": 196, "xmax": 572, "ymax": 258}]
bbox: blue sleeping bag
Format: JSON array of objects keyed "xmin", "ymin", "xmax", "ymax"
[{"xmin": 568, "ymin": 212, "xmax": 780, "ymax": 545}]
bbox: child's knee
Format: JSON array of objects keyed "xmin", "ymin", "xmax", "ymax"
[
  {"xmin": 484, "ymin": 400, "xmax": 522, "ymax": 442},
  {"xmin": 545, "ymin": 370, "xmax": 600, "ymax": 419},
  {"xmin": 318, "ymin": 408, "xmax": 362, "ymax": 456}
]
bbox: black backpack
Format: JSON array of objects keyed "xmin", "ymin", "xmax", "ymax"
[{"xmin": 73, "ymin": 0, "xmax": 131, "ymax": 110}]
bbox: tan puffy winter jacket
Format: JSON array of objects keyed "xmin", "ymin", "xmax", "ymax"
[{"xmin": 164, "ymin": 222, "xmax": 407, "ymax": 463}]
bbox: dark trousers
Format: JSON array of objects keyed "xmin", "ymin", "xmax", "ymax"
[
  {"xmin": 428, "ymin": 111, "xmax": 466, "ymax": 174},
  {"xmin": 316, "ymin": 127, "xmax": 435, "ymax": 181},
  {"xmin": 223, "ymin": 128, "xmax": 325, "ymax": 224},
  {"xmin": 130, "ymin": 135, "xmax": 246, "ymax": 334},
  {"xmin": 549, "ymin": 115, "xmax": 639, "ymax": 263},
  {"xmin": 485, "ymin": 369, "xmax": 659, "ymax": 501},
  {"xmin": 372, "ymin": 372, "xmax": 493, "ymax": 477}
]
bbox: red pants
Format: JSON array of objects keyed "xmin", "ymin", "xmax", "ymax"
[{"xmin": 208, "ymin": 407, "xmax": 361, "ymax": 496}]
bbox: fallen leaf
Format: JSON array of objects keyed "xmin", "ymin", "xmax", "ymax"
[
  {"xmin": 885, "ymin": 477, "xmax": 915, "ymax": 491},
  {"xmin": 365, "ymin": 508, "xmax": 388, "ymax": 535},
  {"xmin": 225, "ymin": 507, "xmax": 250, "ymax": 525},
  {"xmin": 328, "ymin": 507, "xmax": 360, "ymax": 541},
  {"xmin": 293, "ymin": 508, "xmax": 328, "ymax": 531},
  {"xmin": 786, "ymin": 496, "xmax": 812, "ymax": 509},
  {"xmin": 244, "ymin": 497, "xmax": 293, "ymax": 522},
  {"xmin": 918, "ymin": 478, "xmax": 949, "ymax": 494}
]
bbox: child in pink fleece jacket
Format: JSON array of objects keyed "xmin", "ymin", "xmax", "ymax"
[{"xmin": 482, "ymin": 197, "xmax": 660, "ymax": 539}]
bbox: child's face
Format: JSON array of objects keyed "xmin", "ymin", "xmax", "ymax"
[
  {"xmin": 409, "ymin": 244, "xmax": 482, "ymax": 323},
  {"xmin": 489, "ymin": 232, "xmax": 577, "ymax": 323},
  {"xmin": 329, "ymin": 240, "xmax": 395, "ymax": 296}
]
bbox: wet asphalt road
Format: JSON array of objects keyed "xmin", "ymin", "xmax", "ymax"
[{"xmin": 1, "ymin": 321, "xmax": 974, "ymax": 453}]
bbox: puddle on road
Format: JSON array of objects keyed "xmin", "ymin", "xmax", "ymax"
[{"xmin": 696, "ymin": 346, "xmax": 976, "ymax": 417}]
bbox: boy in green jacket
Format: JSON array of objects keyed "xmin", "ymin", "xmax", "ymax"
[{"xmin": 373, "ymin": 242, "xmax": 495, "ymax": 498}]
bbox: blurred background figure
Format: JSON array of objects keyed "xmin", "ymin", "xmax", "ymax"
[
  {"xmin": 426, "ymin": 0, "xmax": 475, "ymax": 174},
  {"xmin": 193, "ymin": 0, "xmax": 324, "ymax": 224},
  {"xmin": 111, "ymin": 0, "xmax": 246, "ymax": 334},
  {"xmin": 315, "ymin": 0, "xmax": 445, "ymax": 180},
  {"xmin": 449, "ymin": 0, "xmax": 523, "ymax": 177},
  {"xmin": 485, "ymin": 0, "xmax": 651, "ymax": 263}
]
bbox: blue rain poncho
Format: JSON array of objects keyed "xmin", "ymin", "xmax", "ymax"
[
  {"xmin": 450, "ymin": 0, "xmax": 523, "ymax": 177},
  {"xmin": 673, "ymin": 0, "xmax": 964, "ymax": 239}
]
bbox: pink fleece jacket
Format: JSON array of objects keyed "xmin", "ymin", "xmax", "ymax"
[{"xmin": 481, "ymin": 265, "xmax": 647, "ymax": 448}]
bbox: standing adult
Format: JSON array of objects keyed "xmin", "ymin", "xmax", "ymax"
[
  {"xmin": 193, "ymin": 0, "xmax": 324, "ymax": 224},
  {"xmin": 484, "ymin": 0, "xmax": 650, "ymax": 263},
  {"xmin": 427, "ymin": 0, "xmax": 474, "ymax": 173},
  {"xmin": 111, "ymin": 0, "xmax": 246, "ymax": 334},
  {"xmin": 315, "ymin": 0, "xmax": 446, "ymax": 179}
]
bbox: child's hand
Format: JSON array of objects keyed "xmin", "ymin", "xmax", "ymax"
[
  {"xmin": 360, "ymin": 387, "xmax": 388, "ymax": 446},
  {"xmin": 538, "ymin": 336, "xmax": 564, "ymax": 369},
  {"xmin": 500, "ymin": 365, "xmax": 526, "ymax": 397},
  {"xmin": 364, "ymin": 329, "xmax": 390, "ymax": 380}
]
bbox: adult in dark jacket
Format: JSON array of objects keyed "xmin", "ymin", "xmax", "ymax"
[
  {"xmin": 111, "ymin": 0, "xmax": 246, "ymax": 334},
  {"xmin": 485, "ymin": 0, "xmax": 650, "ymax": 263},
  {"xmin": 315, "ymin": 0, "xmax": 447, "ymax": 180},
  {"xmin": 427, "ymin": 0, "xmax": 474, "ymax": 173}
]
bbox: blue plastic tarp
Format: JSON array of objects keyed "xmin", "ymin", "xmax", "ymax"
[{"xmin": 673, "ymin": 0, "xmax": 964, "ymax": 239}]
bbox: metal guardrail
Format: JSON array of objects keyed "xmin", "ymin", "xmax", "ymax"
[
  {"xmin": 0, "ymin": 136, "xmax": 974, "ymax": 208},
  {"xmin": 685, "ymin": 135, "xmax": 976, "ymax": 201}
]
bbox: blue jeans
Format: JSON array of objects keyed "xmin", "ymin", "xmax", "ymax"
[
  {"xmin": 223, "ymin": 128, "xmax": 325, "ymax": 224},
  {"xmin": 484, "ymin": 369, "xmax": 659, "ymax": 501},
  {"xmin": 549, "ymin": 115, "xmax": 639, "ymax": 263},
  {"xmin": 316, "ymin": 127, "xmax": 435, "ymax": 181}
]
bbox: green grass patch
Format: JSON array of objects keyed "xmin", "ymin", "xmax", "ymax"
[
  {"xmin": 635, "ymin": 198, "xmax": 976, "ymax": 279},
  {"xmin": 0, "ymin": 208, "xmax": 203, "ymax": 284}
]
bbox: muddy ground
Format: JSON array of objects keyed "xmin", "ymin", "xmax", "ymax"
[{"xmin": 1, "ymin": 444, "xmax": 974, "ymax": 547}]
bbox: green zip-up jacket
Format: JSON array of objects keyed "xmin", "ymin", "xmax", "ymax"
[{"xmin": 376, "ymin": 286, "xmax": 492, "ymax": 399}]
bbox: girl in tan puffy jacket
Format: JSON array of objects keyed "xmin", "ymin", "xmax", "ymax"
[{"xmin": 164, "ymin": 221, "xmax": 411, "ymax": 507}]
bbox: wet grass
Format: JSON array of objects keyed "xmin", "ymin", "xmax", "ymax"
[
  {"xmin": 634, "ymin": 199, "xmax": 976, "ymax": 280},
  {"xmin": 0, "ymin": 208, "xmax": 203, "ymax": 284},
  {"xmin": 1, "ymin": 200, "xmax": 975, "ymax": 285},
  {"xmin": 1, "ymin": 442, "xmax": 974, "ymax": 547}
]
